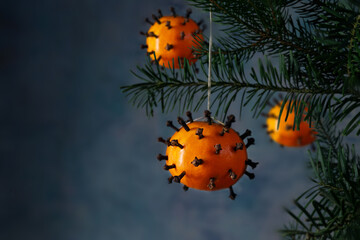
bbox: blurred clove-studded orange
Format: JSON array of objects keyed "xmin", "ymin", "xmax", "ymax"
[
  {"xmin": 264, "ymin": 100, "xmax": 316, "ymax": 147},
  {"xmin": 157, "ymin": 111, "xmax": 258, "ymax": 200},
  {"xmin": 140, "ymin": 8, "xmax": 204, "ymax": 69}
]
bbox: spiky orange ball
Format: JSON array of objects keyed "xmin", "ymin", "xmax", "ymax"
[
  {"xmin": 144, "ymin": 9, "xmax": 203, "ymax": 68},
  {"xmin": 266, "ymin": 101, "xmax": 316, "ymax": 147},
  {"xmin": 166, "ymin": 121, "xmax": 247, "ymax": 190},
  {"xmin": 158, "ymin": 111, "xmax": 257, "ymax": 199}
]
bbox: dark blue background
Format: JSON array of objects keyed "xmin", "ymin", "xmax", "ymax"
[{"xmin": 1, "ymin": 0, "xmax": 320, "ymax": 239}]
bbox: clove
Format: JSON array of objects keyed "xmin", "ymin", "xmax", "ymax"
[
  {"xmin": 245, "ymin": 138, "xmax": 255, "ymax": 148},
  {"xmin": 174, "ymin": 171, "xmax": 186, "ymax": 183},
  {"xmin": 208, "ymin": 177, "xmax": 216, "ymax": 189},
  {"xmin": 225, "ymin": 114, "xmax": 235, "ymax": 129},
  {"xmin": 185, "ymin": 8, "xmax": 192, "ymax": 21},
  {"xmin": 180, "ymin": 31, "xmax": 185, "ymax": 40},
  {"xmin": 170, "ymin": 7, "xmax": 177, "ymax": 17},
  {"xmin": 240, "ymin": 129, "xmax": 251, "ymax": 140},
  {"xmin": 157, "ymin": 137, "xmax": 170, "ymax": 146},
  {"xmin": 166, "ymin": 120, "xmax": 179, "ymax": 131},
  {"xmin": 214, "ymin": 144, "xmax": 222, "ymax": 154},
  {"xmin": 170, "ymin": 139, "xmax": 184, "ymax": 149},
  {"xmin": 152, "ymin": 14, "xmax": 161, "ymax": 24},
  {"xmin": 195, "ymin": 128, "xmax": 204, "ymax": 139},
  {"xmin": 140, "ymin": 31, "xmax": 149, "ymax": 36},
  {"xmin": 163, "ymin": 164, "xmax": 176, "ymax": 170},
  {"xmin": 157, "ymin": 154, "xmax": 168, "ymax": 161},
  {"xmin": 204, "ymin": 110, "xmax": 212, "ymax": 125},
  {"xmin": 145, "ymin": 18, "xmax": 154, "ymax": 25},
  {"xmin": 234, "ymin": 142, "xmax": 244, "ymax": 151},
  {"xmin": 220, "ymin": 115, "xmax": 236, "ymax": 136},
  {"xmin": 245, "ymin": 171, "xmax": 255, "ymax": 180},
  {"xmin": 186, "ymin": 111, "xmax": 193, "ymax": 122},
  {"xmin": 229, "ymin": 186, "xmax": 237, "ymax": 200},
  {"xmin": 177, "ymin": 117, "xmax": 190, "ymax": 131},
  {"xmin": 228, "ymin": 169, "xmax": 237, "ymax": 180},
  {"xmin": 148, "ymin": 32, "xmax": 158, "ymax": 38},
  {"xmin": 245, "ymin": 159, "xmax": 259, "ymax": 169},
  {"xmin": 191, "ymin": 157, "xmax": 203, "ymax": 167},
  {"xmin": 165, "ymin": 21, "xmax": 171, "ymax": 29},
  {"xmin": 219, "ymin": 128, "xmax": 226, "ymax": 136},
  {"xmin": 157, "ymin": 9, "xmax": 163, "ymax": 18},
  {"xmin": 165, "ymin": 43, "xmax": 173, "ymax": 51}
]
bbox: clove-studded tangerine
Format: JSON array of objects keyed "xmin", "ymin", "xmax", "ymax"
[
  {"xmin": 264, "ymin": 100, "xmax": 316, "ymax": 147},
  {"xmin": 157, "ymin": 111, "xmax": 258, "ymax": 200},
  {"xmin": 141, "ymin": 8, "xmax": 204, "ymax": 68}
]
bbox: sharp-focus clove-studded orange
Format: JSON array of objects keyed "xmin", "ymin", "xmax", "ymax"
[
  {"xmin": 265, "ymin": 101, "xmax": 316, "ymax": 147},
  {"xmin": 141, "ymin": 8, "xmax": 204, "ymax": 69},
  {"xmin": 157, "ymin": 111, "xmax": 258, "ymax": 200}
]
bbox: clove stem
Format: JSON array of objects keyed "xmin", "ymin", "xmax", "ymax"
[
  {"xmin": 204, "ymin": 110, "xmax": 212, "ymax": 125},
  {"xmin": 174, "ymin": 171, "xmax": 186, "ymax": 183},
  {"xmin": 157, "ymin": 154, "xmax": 168, "ymax": 161},
  {"xmin": 170, "ymin": 7, "xmax": 176, "ymax": 17},
  {"xmin": 152, "ymin": 14, "xmax": 161, "ymax": 24},
  {"xmin": 245, "ymin": 159, "xmax": 259, "ymax": 169},
  {"xmin": 177, "ymin": 117, "xmax": 190, "ymax": 131},
  {"xmin": 157, "ymin": 137, "xmax": 170, "ymax": 146},
  {"xmin": 170, "ymin": 139, "xmax": 184, "ymax": 149},
  {"xmin": 245, "ymin": 138, "xmax": 255, "ymax": 148},
  {"xmin": 245, "ymin": 171, "xmax": 255, "ymax": 180},
  {"xmin": 163, "ymin": 164, "xmax": 176, "ymax": 170},
  {"xmin": 166, "ymin": 121, "xmax": 179, "ymax": 132},
  {"xmin": 229, "ymin": 186, "xmax": 237, "ymax": 200},
  {"xmin": 186, "ymin": 111, "xmax": 193, "ymax": 122},
  {"xmin": 240, "ymin": 129, "xmax": 251, "ymax": 140}
]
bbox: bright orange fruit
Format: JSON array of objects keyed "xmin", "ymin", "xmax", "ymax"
[
  {"xmin": 142, "ymin": 8, "xmax": 203, "ymax": 68},
  {"xmin": 266, "ymin": 101, "xmax": 316, "ymax": 147},
  {"xmin": 158, "ymin": 111, "xmax": 257, "ymax": 200}
]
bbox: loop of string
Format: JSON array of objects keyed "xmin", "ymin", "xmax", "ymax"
[{"xmin": 207, "ymin": 8, "xmax": 213, "ymax": 111}]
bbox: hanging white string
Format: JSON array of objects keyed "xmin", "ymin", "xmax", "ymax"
[{"xmin": 207, "ymin": 8, "xmax": 213, "ymax": 111}]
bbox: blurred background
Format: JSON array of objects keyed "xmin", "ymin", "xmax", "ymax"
[{"xmin": 1, "ymin": 0, "xmax": 320, "ymax": 239}]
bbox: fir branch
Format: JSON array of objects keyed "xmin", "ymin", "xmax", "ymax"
[
  {"xmin": 281, "ymin": 132, "xmax": 360, "ymax": 239},
  {"xmin": 123, "ymin": 51, "xmax": 360, "ymax": 134},
  {"xmin": 191, "ymin": 0, "xmax": 319, "ymax": 58},
  {"xmin": 191, "ymin": 0, "xmax": 358, "ymax": 89}
]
